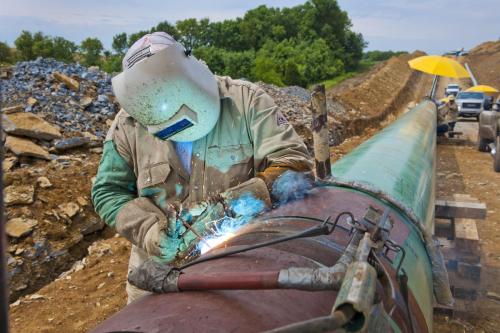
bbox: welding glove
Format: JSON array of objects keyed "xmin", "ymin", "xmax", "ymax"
[
  {"xmin": 268, "ymin": 170, "xmax": 314, "ymax": 205},
  {"xmin": 174, "ymin": 177, "xmax": 273, "ymax": 259},
  {"xmin": 257, "ymin": 164, "xmax": 314, "ymax": 205}
]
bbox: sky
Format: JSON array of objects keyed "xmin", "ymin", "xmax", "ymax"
[{"xmin": 0, "ymin": 0, "xmax": 499, "ymax": 54}]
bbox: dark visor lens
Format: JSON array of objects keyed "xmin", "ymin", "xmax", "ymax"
[{"xmin": 154, "ymin": 118, "xmax": 194, "ymax": 140}]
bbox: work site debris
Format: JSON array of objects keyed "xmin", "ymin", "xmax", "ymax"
[
  {"xmin": 2, "ymin": 104, "xmax": 24, "ymax": 114},
  {"xmin": 4, "ymin": 185, "xmax": 35, "ymax": 206},
  {"xmin": 58, "ymin": 202, "xmax": 80, "ymax": 218},
  {"xmin": 5, "ymin": 218, "xmax": 38, "ymax": 238},
  {"xmin": 53, "ymin": 137, "xmax": 90, "ymax": 152},
  {"xmin": 3, "ymin": 112, "xmax": 62, "ymax": 140},
  {"xmin": 0, "ymin": 57, "xmax": 116, "ymax": 136},
  {"xmin": 3, "ymin": 156, "xmax": 18, "ymax": 171},
  {"xmin": 36, "ymin": 176, "xmax": 52, "ymax": 188},
  {"xmin": 5, "ymin": 136, "xmax": 50, "ymax": 160}
]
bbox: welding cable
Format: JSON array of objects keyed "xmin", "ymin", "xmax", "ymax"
[{"xmin": 178, "ymin": 212, "xmax": 354, "ymax": 270}]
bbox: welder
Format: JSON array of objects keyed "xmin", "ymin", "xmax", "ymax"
[{"xmin": 91, "ymin": 32, "xmax": 312, "ymax": 303}]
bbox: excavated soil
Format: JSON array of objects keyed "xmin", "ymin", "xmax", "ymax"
[
  {"xmin": 465, "ymin": 40, "xmax": 500, "ymax": 90},
  {"xmin": 328, "ymin": 51, "xmax": 432, "ymax": 144},
  {"xmin": 4, "ymin": 151, "xmax": 106, "ymax": 302}
]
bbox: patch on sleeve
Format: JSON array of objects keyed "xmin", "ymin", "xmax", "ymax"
[{"xmin": 276, "ymin": 111, "xmax": 288, "ymax": 127}]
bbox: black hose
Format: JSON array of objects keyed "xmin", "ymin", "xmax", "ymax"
[
  {"xmin": 178, "ymin": 218, "xmax": 332, "ymax": 270},
  {"xmin": 178, "ymin": 212, "xmax": 355, "ymax": 271}
]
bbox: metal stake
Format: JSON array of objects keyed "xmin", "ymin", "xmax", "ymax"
[{"xmin": 310, "ymin": 84, "xmax": 332, "ymax": 179}]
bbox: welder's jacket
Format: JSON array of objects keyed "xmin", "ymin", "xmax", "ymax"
[
  {"xmin": 439, "ymin": 102, "xmax": 458, "ymax": 123},
  {"xmin": 91, "ymin": 76, "xmax": 312, "ymax": 278}
]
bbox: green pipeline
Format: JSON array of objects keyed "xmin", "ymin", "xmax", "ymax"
[
  {"xmin": 332, "ymin": 100, "xmax": 437, "ymax": 231},
  {"xmin": 331, "ymin": 100, "xmax": 438, "ymax": 330}
]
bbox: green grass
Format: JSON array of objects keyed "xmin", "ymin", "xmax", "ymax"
[{"xmin": 314, "ymin": 60, "xmax": 378, "ymax": 90}]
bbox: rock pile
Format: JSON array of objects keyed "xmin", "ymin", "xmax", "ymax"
[
  {"xmin": 258, "ymin": 82, "xmax": 348, "ymax": 147},
  {"xmin": 1, "ymin": 57, "xmax": 117, "ymax": 139},
  {"xmin": 1, "ymin": 58, "xmax": 113, "ymax": 301}
]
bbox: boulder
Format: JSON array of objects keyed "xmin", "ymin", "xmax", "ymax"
[
  {"xmin": 59, "ymin": 202, "xmax": 80, "ymax": 218},
  {"xmin": 80, "ymin": 96, "xmax": 93, "ymax": 109},
  {"xmin": 5, "ymin": 218, "xmax": 38, "ymax": 238},
  {"xmin": 3, "ymin": 156, "xmax": 18, "ymax": 172},
  {"xmin": 36, "ymin": 176, "xmax": 52, "ymax": 188},
  {"xmin": 27, "ymin": 97, "xmax": 38, "ymax": 106},
  {"xmin": 5, "ymin": 136, "xmax": 51, "ymax": 160},
  {"xmin": 53, "ymin": 137, "xmax": 90, "ymax": 152},
  {"xmin": 4, "ymin": 185, "xmax": 35, "ymax": 206},
  {"xmin": 52, "ymin": 71, "xmax": 80, "ymax": 91},
  {"xmin": 3, "ymin": 112, "xmax": 62, "ymax": 140}
]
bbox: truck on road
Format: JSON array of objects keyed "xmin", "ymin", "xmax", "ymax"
[
  {"xmin": 457, "ymin": 91, "xmax": 486, "ymax": 120},
  {"xmin": 445, "ymin": 83, "xmax": 460, "ymax": 96}
]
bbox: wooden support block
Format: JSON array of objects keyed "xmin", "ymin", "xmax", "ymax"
[
  {"xmin": 447, "ymin": 271, "xmax": 480, "ymax": 300},
  {"xmin": 438, "ymin": 238, "xmax": 480, "ymax": 264},
  {"xmin": 435, "ymin": 200, "xmax": 487, "ymax": 220},
  {"xmin": 452, "ymin": 286, "xmax": 478, "ymax": 300},
  {"xmin": 457, "ymin": 262, "xmax": 481, "ymax": 280},
  {"xmin": 452, "ymin": 194, "xmax": 479, "ymax": 203},
  {"xmin": 454, "ymin": 218, "xmax": 480, "ymax": 255},
  {"xmin": 434, "ymin": 299, "xmax": 473, "ymax": 318},
  {"xmin": 435, "ymin": 218, "xmax": 454, "ymax": 238}
]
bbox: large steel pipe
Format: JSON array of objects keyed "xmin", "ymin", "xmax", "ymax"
[{"xmin": 92, "ymin": 101, "xmax": 441, "ymax": 333}]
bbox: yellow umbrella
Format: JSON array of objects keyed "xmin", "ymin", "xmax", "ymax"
[
  {"xmin": 408, "ymin": 55, "xmax": 470, "ymax": 78},
  {"xmin": 466, "ymin": 85, "xmax": 499, "ymax": 95}
]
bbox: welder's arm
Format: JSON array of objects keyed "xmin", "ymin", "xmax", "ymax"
[
  {"xmin": 91, "ymin": 141, "xmax": 167, "ymax": 255},
  {"xmin": 246, "ymin": 87, "xmax": 313, "ymax": 189}
]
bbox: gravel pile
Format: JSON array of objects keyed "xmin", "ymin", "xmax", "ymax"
[
  {"xmin": 1, "ymin": 58, "xmax": 117, "ymax": 138},
  {"xmin": 258, "ymin": 82, "xmax": 347, "ymax": 147}
]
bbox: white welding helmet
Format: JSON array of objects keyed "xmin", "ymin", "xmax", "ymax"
[{"xmin": 112, "ymin": 32, "xmax": 220, "ymax": 142}]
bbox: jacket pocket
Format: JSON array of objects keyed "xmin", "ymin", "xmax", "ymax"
[
  {"xmin": 137, "ymin": 162, "xmax": 171, "ymax": 190},
  {"xmin": 206, "ymin": 143, "xmax": 254, "ymax": 189}
]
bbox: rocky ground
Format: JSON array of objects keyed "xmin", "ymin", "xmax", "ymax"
[{"xmin": 4, "ymin": 41, "xmax": 498, "ymax": 332}]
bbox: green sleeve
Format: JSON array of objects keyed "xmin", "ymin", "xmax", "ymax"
[{"xmin": 91, "ymin": 141, "xmax": 137, "ymax": 227}]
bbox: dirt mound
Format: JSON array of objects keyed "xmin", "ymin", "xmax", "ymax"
[
  {"xmin": 328, "ymin": 51, "xmax": 430, "ymax": 143},
  {"xmin": 465, "ymin": 40, "xmax": 500, "ymax": 90},
  {"xmin": 9, "ymin": 237, "xmax": 130, "ymax": 333}
]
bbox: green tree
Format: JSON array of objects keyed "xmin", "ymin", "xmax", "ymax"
[
  {"xmin": 102, "ymin": 54, "xmax": 122, "ymax": 73},
  {"xmin": 52, "ymin": 37, "xmax": 76, "ymax": 62},
  {"xmin": 0, "ymin": 41, "xmax": 12, "ymax": 63},
  {"xmin": 14, "ymin": 30, "xmax": 34, "ymax": 60},
  {"xmin": 151, "ymin": 21, "xmax": 180, "ymax": 40},
  {"xmin": 32, "ymin": 32, "xmax": 54, "ymax": 59},
  {"xmin": 176, "ymin": 18, "xmax": 201, "ymax": 50},
  {"xmin": 112, "ymin": 33, "xmax": 128, "ymax": 55},
  {"xmin": 80, "ymin": 37, "xmax": 103, "ymax": 66}
]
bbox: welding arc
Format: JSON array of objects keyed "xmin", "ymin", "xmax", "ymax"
[{"xmin": 178, "ymin": 212, "xmax": 354, "ymax": 271}]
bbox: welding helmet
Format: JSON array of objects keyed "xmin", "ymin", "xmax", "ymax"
[{"xmin": 112, "ymin": 32, "xmax": 220, "ymax": 142}]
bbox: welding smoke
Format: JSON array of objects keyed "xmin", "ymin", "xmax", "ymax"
[{"xmin": 271, "ymin": 170, "xmax": 313, "ymax": 205}]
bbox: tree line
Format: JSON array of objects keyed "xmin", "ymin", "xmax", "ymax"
[{"xmin": 0, "ymin": 0, "xmax": 404, "ymax": 87}]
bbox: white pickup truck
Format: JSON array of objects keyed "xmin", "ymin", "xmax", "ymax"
[{"xmin": 444, "ymin": 83, "xmax": 460, "ymax": 96}]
